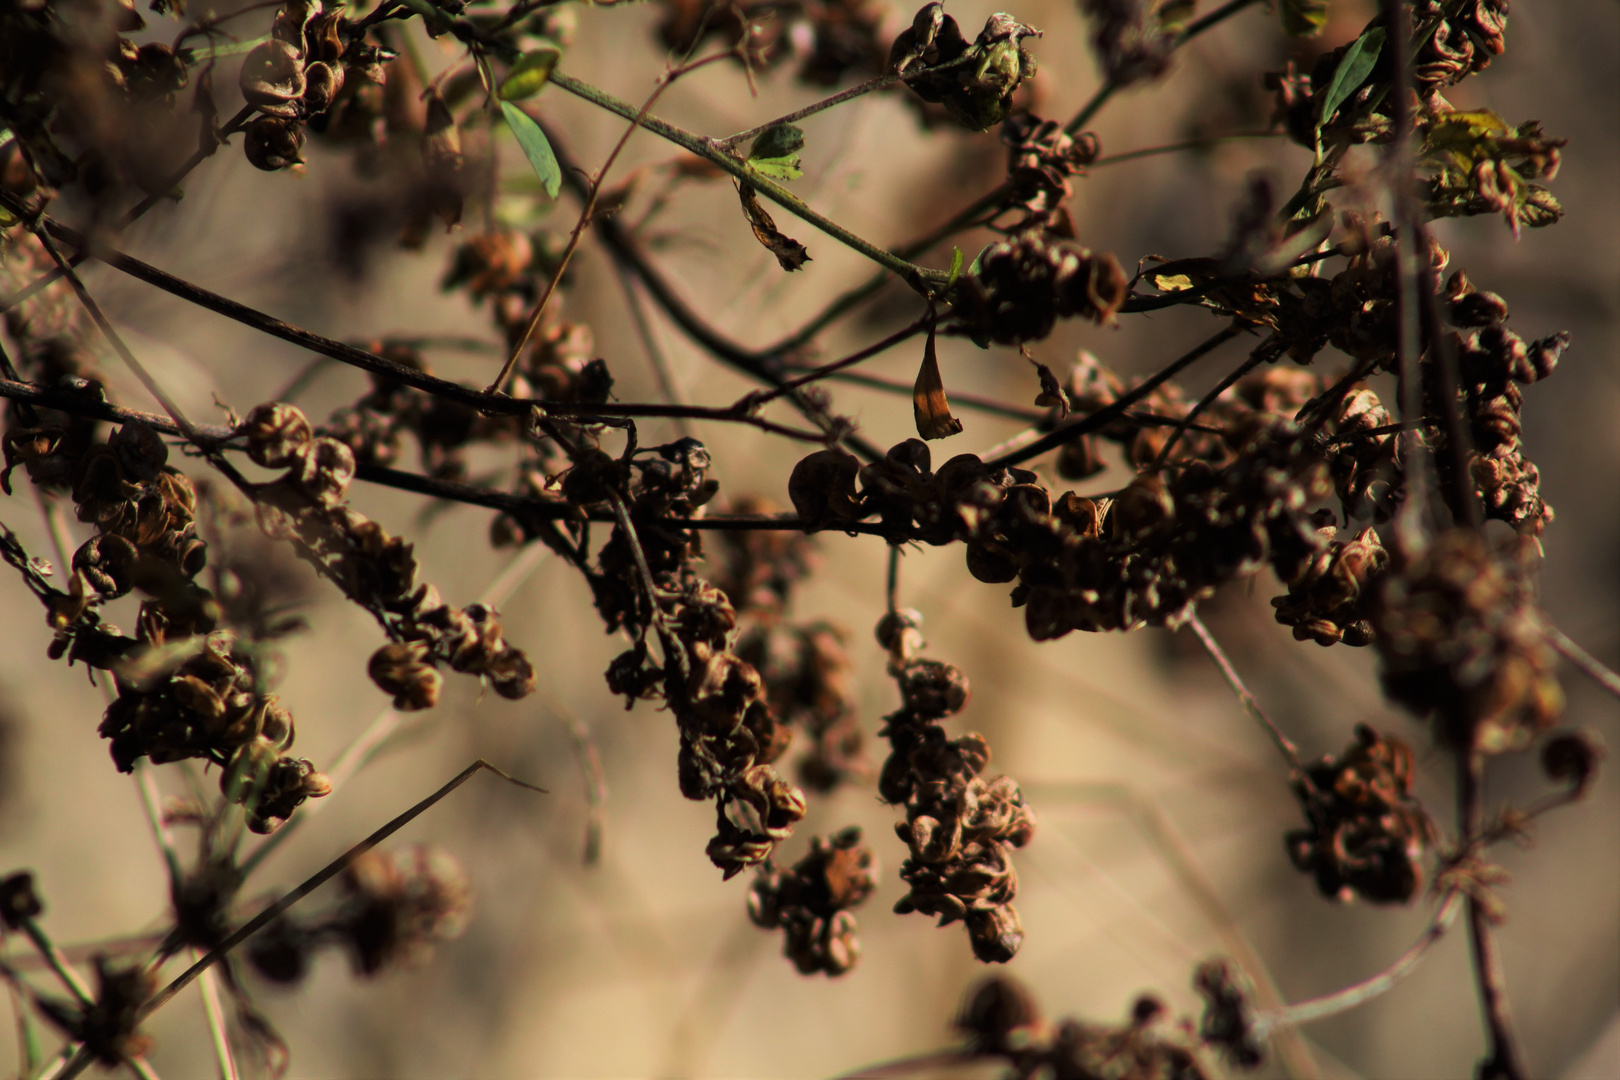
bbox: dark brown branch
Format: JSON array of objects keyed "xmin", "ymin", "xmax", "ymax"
[
  {"xmin": 986, "ymin": 324, "xmax": 1245, "ymax": 468},
  {"xmin": 1458, "ymin": 749, "xmax": 1528, "ymax": 1080}
]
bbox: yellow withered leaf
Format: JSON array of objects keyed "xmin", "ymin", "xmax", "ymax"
[{"xmin": 913, "ymin": 325, "xmax": 963, "ymax": 440}]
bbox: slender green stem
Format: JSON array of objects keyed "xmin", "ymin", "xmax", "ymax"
[{"xmin": 547, "ymin": 72, "xmax": 940, "ymax": 291}]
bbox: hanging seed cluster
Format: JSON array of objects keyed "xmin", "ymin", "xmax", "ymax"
[
  {"xmin": 248, "ymin": 845, "xmax": 472, "ymax": 983},
  {"xmin": 748, "ymin": 827, "xmax": 879, "ymax": 976},
  {"xmin": 1286, "ymin": 724, "xmax": 1437, "ymax": 904},
  {"xmin": 877, "ymin": 609, "xmax": 1035, "ymax": 963}
]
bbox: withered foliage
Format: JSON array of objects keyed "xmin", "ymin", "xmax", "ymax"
[{"xmin": 0, "ymin": 0, "xmax": 1606, "ymax": 1074}]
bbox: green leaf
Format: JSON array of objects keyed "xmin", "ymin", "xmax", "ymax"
[
  {"xmin": 500, "ymin": 100, "xmax": 561, "ymax": 200},
  {"xmin": 1319, "ymin": 27, "xmax": 1385, "ymax": 129},
  {"xmin": 499, "ymin": 41, "xmax": 562, "ymax": 101},
  {"xmin": 746, "ymin": 123, "xmax": 804, "ymax": 182},
  {"xmin": 1280, "ymin": 0, "xmax": 1328, "ymax": 37},
  {"xmin": 947, "ymin": 246, "xmax": 963, "ymax": 286},
  {"xmin": 750, "ymin": 124, "xmax": 804, "ymax": 160}
]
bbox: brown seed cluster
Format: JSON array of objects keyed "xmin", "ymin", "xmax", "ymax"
[
  {"xmin": 656, "ymin": 0, "xmax": 888, "ymax": 86},
  {"xmin": 748, "ymin": 827, "xmax": 878, "ymax": 976},
  {"xmin": 890, "ymin": 5, "xmax": 1041, "ymax": 132},
  {"xmin": 1000, "ymin": 114, "xmax": 1100, "ymax": 230},
  {"xmin": 1078, "ymin": 0, "xmax": 1173, "ymax": 86},
  {"xmin": 241, "ymin": 402, "xmax": 536, "ymax": 709},
  {"xmin": 1270, "ymin": 519, "xmax": 1388, "ymax": 647},
  {"xmin": 1441, "ymin": 270, "xmax": 1563, "ymax": 535},
  {"xmin": 239, "ymin": 0, "xmax": 393, "ymax": 171},
  {"xmin": 1287, "ymin": 724, "xmax": 1435, "ymax": 904},
  {"xmin": 953, "ymin": 228, "xmax": 1128, "ymax": 346},
  {"xmin": 713, "ymin": 498, "xmax": 867, "ymax": 792},
  {"xmin": 956, "ymin": 975, "xmax": 1210, "ymax": 1079},
  {"xmin": 38, "ymin": 957, "xmax": 157, "ymax": 1068},
  {"xmin": 1374, "ymin": 530, "xmax": 1561, "ymax": 753},
  {"xmin": 877, "ymin": 609, "xmax": 1034, "ymax": 963},
  {"xmin": 248, "ymin": 845, "xmax": 472, "ymax": 983}
]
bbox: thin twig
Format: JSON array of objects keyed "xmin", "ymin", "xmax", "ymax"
[
  {"xmin": 491, "ymin": 50, "xmax": 734, "ymax": 394},
  {"xmin": 1456, "ymin": 749, "xmax": 1528, "ymax": 1080},
  {"xmin": 1254, "ymin": 889, "xmax": 1464, "ymax": 1037},
  {"xmin": 1544, "ymin": 623, "xmax": 1620, "ymax": 701},
  {"xmin": 1151, "ymin": 333, "xmax": 1276, "ymax": 468},
  {"xmin": 988, "ymin": 324, "xmax": 1243, "ymax": 468},
  {"xmin": 1186, "ymin": 613, "xmax": 1301, "ymax": 769},
  {"xmin": 1063, "ymin": 0, "xmax": 1264, "ymax": 135},
  {"xmin": 195, "ymin": 960, "xmax": 239, "ymax": 1080},
  {"xmin": 1091, "ymin": 130, "xmax": 1282, "ymax": 167}
]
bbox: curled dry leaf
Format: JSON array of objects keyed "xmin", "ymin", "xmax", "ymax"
[
  {"xmin": 913, "ymin": 324, "xmax": 963, "ymax": 440},
  {"xmin": 737, "ymin": 183, "xmax": 810, "ymax": 271}
]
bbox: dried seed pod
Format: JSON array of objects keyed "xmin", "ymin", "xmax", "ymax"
[
  {"xmin": 244, "ymin": 117, "xmax": 306, "ymax": 171},
  {"xmin": 240, "ymin": 40, "xmax": 308, "ymax": 115},
  {"xmin": 0, "ymin": 871, "xmax": 42, "ymax": 929},
  {"xmin": 1541, "ymin": 729, "xmax": 1604, "ymax": 799}
]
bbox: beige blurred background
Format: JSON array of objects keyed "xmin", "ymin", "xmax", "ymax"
[{"xmin": 1, "ymin": 0, "xmax": 1616, "ymax": 1077}]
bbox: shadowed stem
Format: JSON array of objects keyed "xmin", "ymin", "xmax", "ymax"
[
  {"xmin": 1544, "ymin": 624, "xmax": 1620, "ymax": 700},
  {"xmin": 492, "ymin": 50, "xmax": 734, "ymax": 395},
  {"xmin": 1458, "ymin": 749, "xmax": 1527, "ymax": 1080},
  {"xmin": 1256, "ymin": 890, "xmax": 1462, "ymax": 1037},
  {"xmin": 987, "ymin": 324, "xmax": 1243, "ymax": 468},
  {"xmin": 55, "ymin": 761, "xmax": 547, "ymax": 1080},
  {"xmin": 1063, "ymin": 0, "xmax": 1264, "ymax": 135},
  {"xmin": 1186, "ymin": 613, "xmax": 1302, "ymax": 770}
]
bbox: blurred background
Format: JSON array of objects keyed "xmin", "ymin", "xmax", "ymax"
[{"xmin": 0, "ymin": 0, "xmax": 1615, "ymax": 1076}]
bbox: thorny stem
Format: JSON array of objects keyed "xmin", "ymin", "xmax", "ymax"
[
  {"xmin": 988, "ymin": 324, "xmax": 1244, "ymax": 468},
  {"xmin": 1544, "ymin": 624, "xmax": 1620, "ymax": 701},
  {"xmin": 1255, "ymin": 889, "xmax": 1465, "ymax": 1036},
  {"xmin": 1457, "ymin": 750, "xmax": 1527, "ymax": 1080},
  {"xmin": 1186, "ymin": 613, "xmax": 1302, "ymax": 770},
  {"xmin": 492, "ymin": 50, "xmax": 734, "ymax": 395}
]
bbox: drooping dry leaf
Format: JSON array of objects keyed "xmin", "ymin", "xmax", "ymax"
[
  {"xmin": 1030, "ymin": 355, "xmax": 1069, "ymax": 418},
  {"xmin": 737, "ymin": 183, "xmax": 810, "ymax": 271},
  {"xmin": 913, "ymin": 325, "xmax": 963, "ymax": 440}
]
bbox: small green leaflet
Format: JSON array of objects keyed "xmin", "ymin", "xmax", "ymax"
[
  {"xmin": 1319, "ymin": 27, "xmax": 1386, "ymax": 129},
  {"xmin": 500, "ymin": 100, "xmax": 561, "ymax": 200},
  {"xmin": 499, "ymin": 41, "xmax": 562, "ymax": 102},
  {"xmin": 746, "ymin": 123, "xmax": 804, "ymax": 182},
  {"xmin": 946, "ymin": 246, "xmax": 963, "ymax": 286}
]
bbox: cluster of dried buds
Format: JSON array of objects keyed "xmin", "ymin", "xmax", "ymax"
[
  {"xmin": 0, "ymin": 0, "xmax": 195, "ymax": 199},
  {"xmin": 875, "ymin": 609, "xmax": 1033, "ymax": 963},
  {"xmin": 1270, "ymin": 516, "xmax": 1387, "ymax": 647},
  {"xmin": 999, "ymin": 114, "xmax": 1099, "ymax": 230},
  {"xmin": 747, "ymin": 827, "xmax": 878, "ymax": 976},
  {"xmin": 5, "ymin": 870, "xmax": 154, "ymax": 1069},
  {"xmin": 951, "ymin": 227, "xmax": 1128, "ymax": 345},
  {"xmin": 1077, "ymin": 0, "xmax": 1173, "ymax": 86},
  {"xmin": 240, "ymin": 402, "xmax": 536, "ymax": 709},
  {"xmin": 713, "ymin": 499, "xmax": 866, "ymax": 792},
  {"xmin": 581, "ymin": 439, "xmax": 807, "ymax": 877},
  {"xmin": 239, "ymin": 0, "xmax": 393, "ymax": 170},
  {"xmin": 1286, "ymin": 724, "xmax": 1436, "ymax": 904},
  {"xmin": 1440, "ymin": 270, "xmax": 1564, "ymax": 534},
  {"xmin": 1374, "ymin": 529, "xmax": 1561, "ymax": 753},
  {"xmin": 890, "ymin": 5, "xmax": 1041, "ymax": 132},
  {"xmin": 954, "ymin": 975, "xmax": 1219, "ymax": 1079},
  {"xmin": 248, "ymin": 846, "xmax": 472, "ymax": 984},
  {"xmin": 656, "ymin": 0, "xmax": 887, "ymax": 86},
  {"xmin": 317, "ymin": 340, "xmax": 518, "ymax": 481}
]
